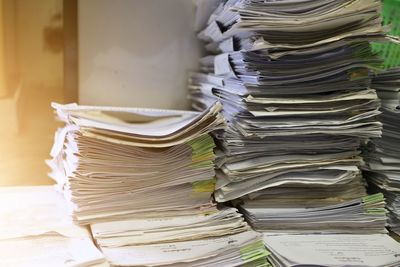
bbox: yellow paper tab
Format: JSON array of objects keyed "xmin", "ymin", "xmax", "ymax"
[{"xmin": 192, "ymin": 179, "xmax": 216, "ymax": 193}]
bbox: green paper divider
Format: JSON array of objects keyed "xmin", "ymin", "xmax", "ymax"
[
  {"xmin": 362, "ymin": 192, "xmax": 384, "ymax": 204},
  {"xmin": 187, "ymin": 134, "xmax": 216, "ymax": 168},
  {"xmin": 187, "ymin": 134, "xmax": 215, "ymax": 155},
  {"xmin": 240, "ymin": 240, "xmax": 271, "ymax": 263},
  {"xmin": 362, "ymin": 193, "xmax": 387, "ymax": 215}
]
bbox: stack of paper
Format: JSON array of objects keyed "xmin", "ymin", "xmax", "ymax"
[
  {"xmin": 371, "ymin": 68, "xmax": 400, "ymax": 109},
  {"xmin": 48, "ymin": 102, "xmax": 269, "ymax": 266},
  {"xmin": 239, "ymin": 193, "xmax": 387, "ymax": 234},
  {"xmin": 91, "ymin": 208, "xmax": 270, "ymax": 266},
  {"xmin": 100, "ymin": 231, "xmax": 270, "ymax": 267},
  {"xmin": 263, "ymin": 233, "xmax": 400, "ymax": 267},
  {"xmin": 0, "ymin": 186, "xmax": 107, "ymax": 267},
  {"xmin": 48, "ymin": 102, "xmax": 225, "ymax": 224},
  {"xmin": 190, "ymin": 0, "xmax": 386, "ymax": 233},
  {"xmin": 90, "ymin": 207, "xmax": 250, "ymax": 247},
  {"xmin": 197, "ymin": 0, "xmax": 385, "ymax": 46},
  {"xmin": 363, "ymin": 68, "xmax": 400, "ymax": 234}
]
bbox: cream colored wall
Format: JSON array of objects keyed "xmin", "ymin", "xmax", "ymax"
[{"xmin": 79, "ymin": 0, "xmax": 201, "ymax": 110}]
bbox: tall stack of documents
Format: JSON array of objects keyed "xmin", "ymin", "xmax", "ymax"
[
  {"xmin": 0, "ymin": 186, "xmax": 107, "ymax": 266},
  {"xmin": 363, "ymin": 68, "xmax": 400, "ymax": 234},
  {"xmin": 48, "ymin": 102, "xmax": 270, "ymax": 266},
  {"xmin": 190, "ymin": 0, "xmax": 387, "ymax": 233}
]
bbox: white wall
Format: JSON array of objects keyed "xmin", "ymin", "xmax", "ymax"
[{"xmin": 79, "ymin": 0, "xmax": 202, "ymax": 110}]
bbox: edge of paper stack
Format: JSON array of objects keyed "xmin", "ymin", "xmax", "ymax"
[{"xmin": 363, "ymin": 68, "xmax": 400, "ymax": 236}]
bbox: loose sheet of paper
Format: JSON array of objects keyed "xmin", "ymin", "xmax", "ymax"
[{"xmin": 263, "ymin": 234, "xmax": 400, "ymax": 267}]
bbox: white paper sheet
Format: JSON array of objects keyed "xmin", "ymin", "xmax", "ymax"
[{"xmin": 263, "ymin": 233, "xmax": 400, "ymax": 267}]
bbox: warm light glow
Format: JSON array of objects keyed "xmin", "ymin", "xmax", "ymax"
[{"xmin": 0, "ymin": 0, "xmax": 64, "ymax": 186}]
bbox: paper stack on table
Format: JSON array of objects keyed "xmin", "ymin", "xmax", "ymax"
[
  {"xmin": 263, "ymin": 233, "xmax": 400, "ymax": 267},
  {"xmin": 190, "ymin": 0, "xmax": 387, "ymax": 233},
  {"xmin": 363, "ymin": 68, "xmax": 400, "ymax": 234},
  {"xmin": 0, "ymin": 186, "xmax": 108, "ymax": 267},
  {"xmin": 48, "ymin": 102, "xmax": 270, "ymax": 266}
]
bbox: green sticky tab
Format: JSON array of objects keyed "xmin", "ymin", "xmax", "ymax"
[
  {"xmin": 362, "ymin": 193, "xmax": 387, "ymax": 215},
  {"xmin": 242, "ymin": 258, "xmax": 272, "ymax": 267},
  {"xmin": 365, "ymin": 208, "xmax": 387, "ymax": 215},
  {"xmin": 240, "ymin": 240, "xmax": 264, "ymax": 255},
  {"xmin": 187, "ymin": 134, "xmax": 215, "ymax": 153},
  {"xmin": 192, "ymin": 179, "xmax": 215, "ymax": 193},
  {"xmin": 192, "ymin": 152, "xmax": 215, "ymax": 162},
  {"xmin": 240, "ymin": 240, "xmax": 270, "ymax": 262},
  {"xmin": 362, "ymin": 193, "xmax": 384, "ymax": 204},
  {"xmin": 191, "ymin": 161, "xmax": 214, "ymax": 168},
  {"xmin": 188, "ymin": 134, "xmax": 216, "ymax": 168}
]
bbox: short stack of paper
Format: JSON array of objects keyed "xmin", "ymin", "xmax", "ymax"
[
  {"xmin": 363, "ymin": 68, "xmax": 400, "ymax": 234},
  {"xmin": 0, "ymin": 186, "xmax": 107, "ymax": 267},
  {"xmin": 48, "ymin": 102, "xmax": 270, "ymax": 266},
  {"xmin": 48, "ymin": 102, "xmax": 225, "ymax": 224},
  {"xmin": 263, "ymin": 233, "xmax": 400, "ymax": 267},
  {"xmin": 90, "ymin": 206, "xmax": 249, "ymax": 247},
  {"xmin": 100, "ymin": 231, "xmax": 270, "ymax": 267},
  {"xmin": 190, "ymin": 0, "xmax": 387, "ymax": 233},
  {"xmin": 239, "ymin": 193, "xmax": 386, "ymax": 233}
]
